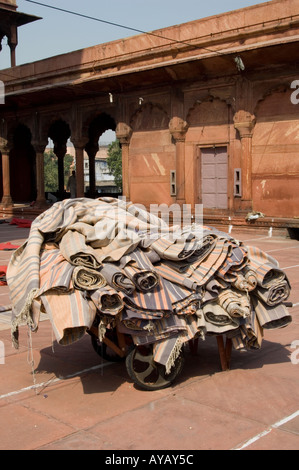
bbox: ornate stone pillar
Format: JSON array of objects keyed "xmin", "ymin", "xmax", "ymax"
[
  {"xmin": 169, "ymin": 117, "xmax": 189, "ymax": 206},
  {"xmin": 53, "ymin": 142, "xmax": 67, "ymax": 201},
  {"xmin": 234, "ymin": 111, "xmax": 256, "ymax": 211},
  {"xmin": 8, "ymin": 24, "xmax": 17, "ymax": 68},
  {"xmin": 71, "ymin": 138, "xmax": 86, "ymax": 198},
  {"xmin": 32, "ymin": 141, "xmax": 47, "ymax": 208},
  {"xmin": 85, "ymin": 141, "xmax": 98, "ymax": 198},
  {"xmin": 116, "ymin": 122, "xmax": 132, "ymax": 200},
  {"xmin": 0, "ymin": 138, "xmax": 12, "ymax": 207}
]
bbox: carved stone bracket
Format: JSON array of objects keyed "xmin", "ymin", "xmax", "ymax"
[
  {"xmin": 116, "ymin": 122, "xmax": 132, "ymax": 144},
  {"xmin": 233, "ymin": 110, "xmax": 256, "ymax": 139},
  {"xmin": 169, "ymin": 117, "xmax": 189, "ymax": 142},
  {"xmin": 32, "ymin": 141, "xmax": 47, "ymax": 155},
  {"xmin": 0, "ymin": 137, "xmax": 10, "ymax": 155},
  {"xmin": 70, "ymin": 137, "xmax": 87, "ymax": 150}
]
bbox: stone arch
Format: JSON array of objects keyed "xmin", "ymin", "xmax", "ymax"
[
  {"xmin": 48, "ymin": 118, "xmax": 71, "ymax": 149},
  {"xmin": 9, "ymin": 123, "xmax": 36, "ymax": 202},
  {"xmin": 83, "ymin": 112, "xmax": 117, "ymax": 197},
  {"xmin": 83, "ymin": 112, "xmax": 116, "ymax": 143},
  {"xmin": 253, "ymin": 83, "xmax": 291, "ymax": 118},
  {"xmin": 186, "ymin": 95, "xmax": 232, "ymax": 127},
  {"xmin": 186, "ymin": 95, "xmax": 233, "ymax": 144},
  {"xmin": 130, "ymin": 102, "xmax": 169, "ymax": 131}
]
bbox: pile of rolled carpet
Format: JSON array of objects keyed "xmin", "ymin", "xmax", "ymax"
[{"xmin": 7, "ymin": 197, "xmax": 292, "ymax": 373}]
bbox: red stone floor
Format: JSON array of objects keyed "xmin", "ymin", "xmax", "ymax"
[{"xmin": 0, "ymin": 222, "xmax": 298, "ymax": 450}]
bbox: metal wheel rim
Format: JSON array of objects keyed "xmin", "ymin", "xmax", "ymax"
[{"xmin": 127, "ymin": 345, "xmax": 184, "ymax": 390}]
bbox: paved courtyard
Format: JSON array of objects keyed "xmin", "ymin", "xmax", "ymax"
[{"xmin": 0, "ymin": 221, "xmax": 298, "ymax": 450}]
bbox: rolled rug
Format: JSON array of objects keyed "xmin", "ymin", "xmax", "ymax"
[
  {"xmin": 255, "ymin": 279, "xmax": 291, "ymax": 306},
  {"xmin": 59, "ymin": 230, "xmax": 101, "ymax": 269},
  {"xmin": 252, "ymin": 296, "xmax": 292, "ymax": 329},
  {"xmin": 192, "ymin": 233, "xmax": 218, "ymax": 261},
  {"xmin": 121, "ymin": 249, "xmax": 160, "ymax": 292},
  {"xmin": 72, "ymin": 266, "xmax": 106, "ymax": 291},
  {"xmin": 218, "ymin": 243, "xmax": 248, "ymax": 275},
  {"xmin": 256, "ymin": 265, "xmax": 288, "ymax": 288},
  {"xmin": 90, "ymin": 286, "xmax": 124, "ymax": 315},
  {"xmin": 120, "ymin": 277, "xmax": 173, "ymax": 318},
  {"xmin": 244, "ymin": 267, "xmax": 258, "ymax": 290},
  {"xmin": 202, "ymin": 301, "xmax": 240, "ymax": 334},
  {"xmin": 217, "ymin": 288, "xmax": 251, "ymax": 318},
  {"xmin": 232, "ymin": 268, "xmax": 257, "ymax": 292},
  {"xmin": 246, "ymin": 246, "xmax": 287, "ymax": 291},
  {"xmin": 100, "ymin": 263, "xmax": 135, "ymax": 295},
  {"xmin": 125, "ymin": 267, "xmax": 160, "ymax": 292},
  {"xmin": 248, "ymin": 259, "xmax": 291, "ymax": 306},
  {"xmin": 151, "ymin": 235, "xmax": 198, "ymax": 261},
  {"xmin": 162, "ymin": 233, "xmax": 219, "ymax": 272}
]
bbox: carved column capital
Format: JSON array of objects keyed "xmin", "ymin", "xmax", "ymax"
[
  {"xmin": 70, "ymin": 137, "xmax": 86, "ymax": 150},
  {"xmin": 85, "ymin": 141, "xmax": 99, "ymax": 158},
  {"xmin": 233, "ymin": 110, "xmax": 256, "ymax": 139},
  {"xmin": 169, "ymin": 117, "xmax": 189, "ymax": 142},
  {"xmin": 115, "ymin": 122, "xmax": 132, "ymax": 144},
  {"xmin": 0, "ymin": 137, "xmax": 11, "ymax": 154},
  {"xmin": 32, "ymin": 141, "xmax": 47, "ymax": 154}
]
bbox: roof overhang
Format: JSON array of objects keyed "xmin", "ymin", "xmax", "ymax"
[
  {"xmin": 0, "ymin": 0, "xmax": 299, "ymax": 110},
  {"xmin": 0, "ymin": 6, "xmax": 41, "ymax": 28}
]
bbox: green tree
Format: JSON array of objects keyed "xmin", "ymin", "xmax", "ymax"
[
  {"xmin": 64, "ymin": 154, "xmax": 74, "ymax": 184},
  {"xmin": 106, "ymin": 139, "xmax": 122, "ymax": 191},
  {"xmin": 44, "ymin": 150, "xmax": 58, "ymax": 192},
  {"xmin": 44, "ymin": 150, "xmax": 74, "ymax": 192}
]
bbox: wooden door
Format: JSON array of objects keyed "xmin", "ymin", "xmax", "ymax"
[{"xmin": 201, "ymin": 146, "xmax": 228, "ymax": 209}]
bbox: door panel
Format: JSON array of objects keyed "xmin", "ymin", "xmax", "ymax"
[{"xmin": 201, "ymin": 147, "xmax": 228, "ymax": 209}]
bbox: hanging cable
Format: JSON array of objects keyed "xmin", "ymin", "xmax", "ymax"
[{"xmin": 23, "ymin": 0, "xmax": 234, "ymax": 62}]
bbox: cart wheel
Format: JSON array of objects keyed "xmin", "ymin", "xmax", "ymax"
[
  {"xmin": 91, "ymin": 331, "xmax": 125, "ymax": 362},
  {"xmin": 126, "ymin": 344, "xmax": 184, "ymax": 391}
]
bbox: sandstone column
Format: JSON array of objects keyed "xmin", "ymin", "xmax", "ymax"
[
  {"xmin": 234, "ymin": 111, "xmax": 256, "ymax": 211},
  {"xmin": 85, "ymin": 141, "xmax": 98, "ymax": 198},
  {"xmin": 116, "ymin": 122, "xmax": 132, "ymax": 201},
  {"xmin": 71, "ymin": 138, "xmax": 86, "ymax": 198},
  {"xmin": 53, "ymin": 142, "xmax": 67, "ymax": 201},
  {"xmin": 169, "ymin": 117, "xmax": 189, "ymax": 206},
  {"xmin": 32, "ymin": 142, "xmax": 47, "ymax": 208},
  {"xmin": 0, "ymin": 139, "xmax": 12, "ymax": 207}
]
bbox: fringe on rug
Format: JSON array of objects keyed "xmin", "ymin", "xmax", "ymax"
[
  {"xmin": 165, "ymin": 334, "xmax": 184, "ymax": 375},
  {"xmin": 11, "ymin": 288, "xmax": 39, "ymax": 349}
]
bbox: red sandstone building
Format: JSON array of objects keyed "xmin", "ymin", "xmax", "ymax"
[{"xmin": 0, "ymin": 0, "xmax": 299, "ymax": 232}]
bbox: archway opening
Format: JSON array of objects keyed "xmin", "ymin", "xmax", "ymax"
[
  {"xmin": 84, "ymin": 113, "xmax": 120, "ymax": 197},
  {"xmin": 47, "ymin": 119, "xmax": 71, "ymax": 201}
]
